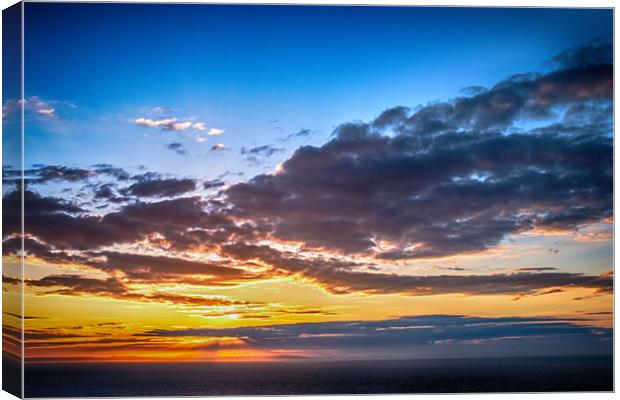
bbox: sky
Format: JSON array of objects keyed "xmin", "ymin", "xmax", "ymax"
[{"xmin": 2, "ymin": 4, "xmax": 614, "ymax": 363}]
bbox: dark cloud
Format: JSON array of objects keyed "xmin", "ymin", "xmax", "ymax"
[
  {"xmin": 90, "ymin": 251, "xmax": 248, "ymax": 281},
  {"xmin": 241, "ymin": 144, "xmax": 284, "ymax": 165},
  {"xmin": 282, "ymin": 128, "xmax": 314, "ymax": 141},
  {"xmin": 225, "ymin": 124, "xmax": 611, "ymax": 257},
  {"xmin": 3, "ymin": 189, "xmax": 212, "ymax": 251},
  {"xmin": 3, "ymin": 238, "xmax": 252, "ymax": 294},
  {"xmin": 551, "ymin": 40, "xmax": 612, "ymax": 69},
  {"xmin": 141, "ymin": 292, "xmax": 253, "ymax": 307},
  {"xmin": 25, "ymin": 337, "xmax": 151, "ymax": 349},
  {"xmin": 307, "ymin": 269, "xmax": 613, "ymax": 297},
  {"xmin": 515, "ymin": 267, "xmax": 557, "ymax": 272},
  {"xmin": 4, "ymin": 235, "xmax": 252, "ymax": 287},
  {"xmin": 3, "ymin": 163, "xmax": 135, "ymax": 207},
  {"xmin": 5, "ymin": 164, "xmax": 198, "ymax": 202},
  {"xmin": 373, "ymin": 42, "xmax": 612, "ymax": 135},
  {"xmin": 140, "ymin": 314, "xmax": 612, "ymax": 359},
  {"xmin": 92, "ymin": 183, "xmax": 128, "ymax": 203},
  {"xmin": 4, "ymin": 164, "xmax": 132, "ymax": 185},
  {"xmin": 3, "ymin": 190, "xmax": 84, "ymax": 241},
  {"xmin": 166, "ymin": 142, "xmax": 187, "ymax": 155},
  {"xmin": 223, "ymin": 43, "xmax": 612, "ymax": 258},
  {"xmin": 220, "ymin": 242, "xmax": 612, "ymax": 297},
  {"xmin": 2, "ymin": 275, "xmax": 21, "ymax": 285},
  {"xmin": 3, "ymin": 312, "xmax": 45, "ymax": 320},
  {"xmin": 3, "ymin": 187, "xmax": 263, "ymax": 260},
  {"xmin": 27, "ymin": 165, "xmax": 94, "ymax": 183},
  {"xmin": 23, "ymin": 329, "xmax": 88, "ymax": 341},
  {"xmin": 96, "ymin": 322, "xmax": 124, "ymax": 327},
  {"xmin": 433, "ymin": 266, "xmax": 469, "ymax": 271},
  {"xmin": 125, "ymin": 177, "xmax": 196, "ymax": 198},
  {"xmin": 241, "ymin": 145, "xmax": 284, "ymax": 157},
  {"xmin": 6, "ymin": 272, "xmax": 255, "ymax": 306},
  {"xmin": 371, "ymin": 106, "xmax": 410, "ymax": 130},
  {"xmin": 3, "ymin": 237, "xmax": 57, "ymax": 258},
  {"xmin": 203, "ymin": 179, "xmax": 226, "ymax": 190},
  {"xmin": 23, "ymin": 274, "xmax": 127, "ymax": 296},
  {"xmin": 90, "ymin": 164, "xmax": 131, "ymax": 180}
]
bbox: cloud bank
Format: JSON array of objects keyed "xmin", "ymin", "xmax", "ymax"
[{"xmin": 2, "ymin": 42, "xmax": 613, "ymax": 305}]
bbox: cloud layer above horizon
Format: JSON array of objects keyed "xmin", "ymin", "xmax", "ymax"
[{"xmin": 3, "ymin": 40, "xmax": 613, "ymax": 361}]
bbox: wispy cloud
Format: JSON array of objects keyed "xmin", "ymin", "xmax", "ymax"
[
  {"xmin": 210, "ymin": 143, "xmax": 228, "ymax": 152},
  {"xmin": 207, "ymin": 128, "xmax": 224, "ymax": 136},
  {"xmin": 241, "ymin": 144, "xmax": 284, "ymax": 165},
  {"xmin": 192, "ymin": 122, "xmax": 206, "ymax": 131},
  {"xmin": 281, "ymin": 128, "xmax": 313, "ymax": 141},
  {"xmin": 37, "ymin": 108, "xmax": 56, "ymax": 117},
  {"xmin": 2, "ymin": 96, "xmax": 75, "ymax": 120},
  {"xmin": 134, "ymin": 114, "xmax": 219, "ymax": 133},
  {"xmin": 135, "ymin": 117, "xmax": 177, "ymax": 128},
  {"xmin": 241, "ymin": 145, "xmax": 283, "ymax": 157},
  {"xmin": 151, "ymin": 106, "xmax": 176, "ymax": 114},
  {"xmin": 164, "ymin": 121, "xmax": 193, "ymax": 131},
  {"xmin": 203, "ymin": 179, "xmax": 226, "ymax": 190},
  {"xmin": 166, "ymin": 142, "xmax": 187, "ymax": 155}
]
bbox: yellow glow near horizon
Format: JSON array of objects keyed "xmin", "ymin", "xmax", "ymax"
[{"xmin": 5, "ymin": 220, "xmax": 611, "ymax": 362}]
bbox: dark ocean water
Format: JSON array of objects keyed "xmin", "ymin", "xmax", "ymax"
[
  {"xmin": 25, "ymin": 355, "xmax": 612, "ymax": 397},
  {"xmin": 2, "ymin": 355, "xmax": 21, "ymax": 398}
]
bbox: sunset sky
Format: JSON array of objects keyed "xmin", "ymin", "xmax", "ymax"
[{"xmin": 2, "ymin": 4, "xmax": 613, "ymax": 363}]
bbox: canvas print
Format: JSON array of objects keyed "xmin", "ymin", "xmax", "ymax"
[{"xmin": 2, "ymin": 2, "xmax": 614, "ymax": 397}]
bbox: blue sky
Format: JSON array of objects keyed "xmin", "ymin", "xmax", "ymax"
[{"xmin": 21, "ymin": 4, "xmax": 612, "ymax": 180}]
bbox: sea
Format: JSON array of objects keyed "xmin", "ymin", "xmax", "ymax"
[{"xmin": 23, "ymin": 355, "xmax": 612, "ymax": 397}]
